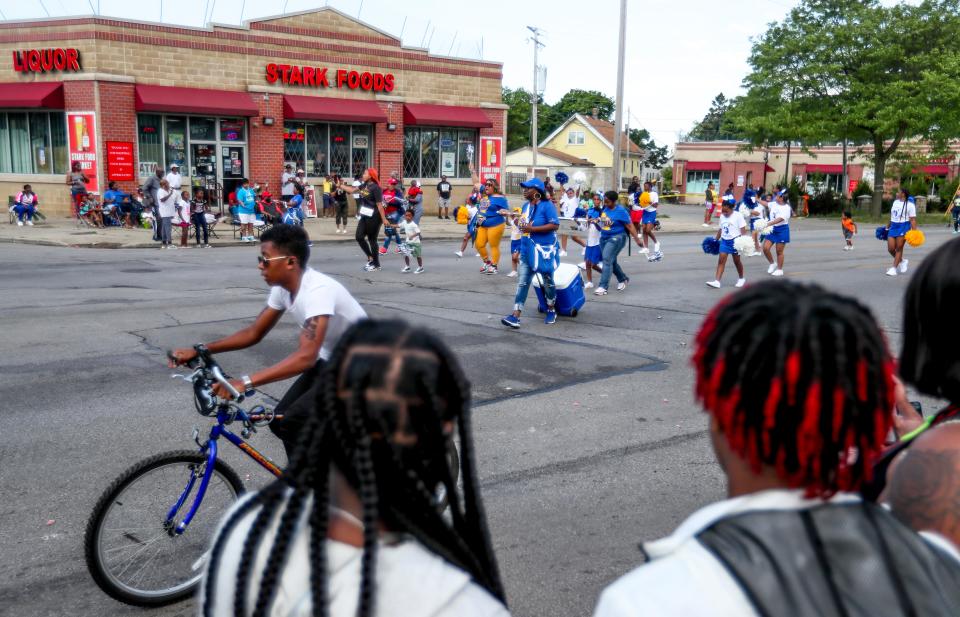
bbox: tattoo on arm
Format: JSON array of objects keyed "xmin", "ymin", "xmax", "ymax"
[
  {"xmin": 302, "ymin": 316, "xmax": 321, "ymax": 341},
  {"xmin": 888, "ymin": 448, "xmax": 960, "ymax": 541}
]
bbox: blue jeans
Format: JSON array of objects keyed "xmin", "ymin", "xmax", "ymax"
[
  {"xmin": 14, "ymin": 203, "xmax": 35, "ymax": 221},
  {"xmin": 513, "ymin": 256, "xmax": 556, "ymax": 312},
  {"xmin": 599, "ymin": 233, "xmax": 628, "ymax": 290}
]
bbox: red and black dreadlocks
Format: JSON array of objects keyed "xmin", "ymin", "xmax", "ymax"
[
  {"xmin": 201, "ymin": 320, "xmax": 505, "ymax": 617},
  {"xmin": 692, "ymin": 280, "xmax": 895, "ymax": 498}
]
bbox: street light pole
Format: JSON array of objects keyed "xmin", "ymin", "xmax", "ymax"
[
  {"xmin": 612, "ymin": 0, "xmax": 627, "ymax": 191},
  {"xmin": 527, "ymin": 26, "xmax": 544, "ymax": 169}
]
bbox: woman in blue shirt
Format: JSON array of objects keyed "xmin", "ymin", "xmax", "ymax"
[
  {"xmin": 474, "ymin": 176, "xmax": 509, "ymax": 274},
  {"xmin": 596, "ymin": 190, "xmax": 642, "ymax": 295}
]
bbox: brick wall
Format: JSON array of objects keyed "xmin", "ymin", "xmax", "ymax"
[
  {"xmin": 97, "ymin": 81, "xmax": 138, "ymax": 195},
  {"xmin": 249, "ymin": 93, "xmax": 284, "ymax": 189},
  {"xmin": 374, "ymin": 102, "xmax": 404, "ymax": 180}
]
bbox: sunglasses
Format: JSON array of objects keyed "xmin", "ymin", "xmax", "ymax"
[{"xmin": 257, "ymin": 255, "xmax": 288, "ymax": 266}]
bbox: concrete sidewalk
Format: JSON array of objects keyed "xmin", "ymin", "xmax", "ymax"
[{"xmin": 0, "ymin": 202, "xmax": 721, "ymax": 249}]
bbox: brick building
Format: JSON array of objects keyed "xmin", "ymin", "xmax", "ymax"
[{"xmin": 0, "ymin": 7, "xmax": 507, "ymax": 216}]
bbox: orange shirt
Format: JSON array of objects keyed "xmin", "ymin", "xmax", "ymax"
[{"xmin": 842, "ymin": 217, "xmax": 857, "ymax": 233}]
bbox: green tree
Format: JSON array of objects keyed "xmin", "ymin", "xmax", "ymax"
[
  {"xmin": 727, "ymin": 0, "xmax": 960, "ymax": 216},
  {"xmin": 688, "ymin": 93, "xmax": 742, "ymax": 141},
  {"xmin": 502, "ymin": 87, "xmax": 565, "ymax": 152},
  {"xmin": 629, "ymin": 127, "xmax": 670, "ymax": 169},
  {"xmin": 544, "ymin": 89, "xmax": 615, "ymax": 137}
]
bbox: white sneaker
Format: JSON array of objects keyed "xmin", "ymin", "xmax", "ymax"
[
  {"xmin": 735, "ymin": 278, "xmax": 746, "ymax": 288},
  {"xmin": 848, "ymin": 246, "xmax": 854, "ymax": 251},
  {"xmin": 455, "ymin": 250, "xmax": 463, "ymax": 258},
  {"xmin": 886, "ymin": 267, "xmax": 898, "ymax": 276},
  {"xmin": 16, "ymin": 221, "xmax": 22, "ymax": 227},
  {"xmin": 772, "ymin": 269, "xmax": 784, "ymax": 277},
  {"xmin": 559, "ymin": 250, "xmax": 568, "ymax": 257},
  {"xmin": 654, "ymin": 242, "xmax": 661, "ymax": 252},
  {"xmin": 584, "ymin": 281, "xmax": 594, "ymax": 289},
  {"xmin": 474, "ymin": 252, "xmax": 481, "ymax": 257},
  {"xmin": 594, "ymin": 287, "xmax": 608, "ymax": 296},
  {"xmin": 506, "ymin": 270, "xmax": 518, "ymax": 278},
  {"xmin": 706, "ymin": 280, "xmax": 721, "ymax": 288},
  {"xmin": 401, "ymin": 266, "xmax": 411, "ymax": 273},
  {"xmin": 617, "ymin": 280, "xmax": 628, "ymax": 291},
  {"xmin": 701, "ymin": 223, "xmax": 711, "ymax": 227},
  {"xmin": 415, "ymin": 267, "xmax": 424, "ymax": 274},
  {"xmin": 167, "ymin": 245, "xmax": 177, "ymax": 250},
  {"xmin": 25, "ymin": 220, "xmax": 33, "ymax": 226},
  {"xmin": 899, "ymin": 259, "xmax": 909, "ymax": 274},
  {"xmin": 843, "ymin": 245, "xmax": 850, "ymax": 251},
  {"xmin": 767, "ymin": 263, "xmax": 777, "ymax": 274},
  {"xmin": 639, "ymin": 247, "xmax": 650, "ymax": 255}
]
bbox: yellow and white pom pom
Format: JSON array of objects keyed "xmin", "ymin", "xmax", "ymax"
[
  {"xmin": 734, "ymin": 236, "xmax": 756, "ymax": 256},
  {"xmin": 905, "ymin": 229, "xmax": 925, "ymax": 247}
]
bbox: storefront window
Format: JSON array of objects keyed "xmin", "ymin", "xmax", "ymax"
[
  {"xmin": 351, "ymin": 125, "xmax": 370, "ymax": 177},
  {"xmin": 0, "ymin": 115, "xmax": 9, "ymax": 173},
  {"xmin": 29, "ymin": 112, "xmax": 52, "ymax": 174},
  {"xmin": 50, "ymin": 113, "xmax": 67, "ymax": 174},
  {"xmin": 329, "ymin": 124, "xmax": 350, "ymax": 177},
  {"xmin": 137, "ymin": 114, "xmax": 163, "ymax": 176},
  {"xmin": 8, "ymin": 113, "xmax": 31, "ymax": 174},
  {"xmin": 685, "ymin": 170, "xmax": 720, "ymax": 195},
  {"xmin": 219, "ymin": 118, "xmax": 245, "ymax": 143},
  {"xmin": 307, "ymin": 124, "xmax": 327, "ymax": 177},
  {"xmin": 402, "ymin": 127, "xmax": 476, "ymax": 179},
  {"xmin": 165, "ymin": 116, "xmax": 187, "ymax": 169},
  {"xmin": 190, "ymin": 117, "xmax": 217, "ymax": 142},
  {"xmin": 283, "ymin": 122, "xmax": 305, "ymax": 171},
  {"xmin": 807, "ymin": 173, "xmax": 844, "ymax": 195}
]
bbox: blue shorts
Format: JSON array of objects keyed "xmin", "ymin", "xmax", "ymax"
[
  {"xmin": 749, "ymin": 218, "xmax": 760, "ymax": 231},
  {"xmin": 888, "ymin": 221, "xmax": 910, "ymax": 238},
  {"xmin": 719, "ymin": 238, "xmax": 737, "ymax": 254},
  {"xmin": 765, "ymin": 225, "xmax": 790, "ymax": 244},
  {"xmin": 641, "ymin": 210, "xmax": 657, "ymax": 225},
  {"xmin": 511, "ymin": 239, "xmax": 522, "ymax": 254},
  {"xmin": 585, "ymin": 244, "xmax": 602, "ymax": 263}
]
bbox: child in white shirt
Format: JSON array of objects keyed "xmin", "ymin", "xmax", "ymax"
[{"xmin": 398, "ymin": 210, "xmax": 424, "ymax": 273}]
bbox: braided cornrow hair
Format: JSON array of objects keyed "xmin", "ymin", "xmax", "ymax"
[
  {"xmin": 202, "ymin": 320, "xmax": 505, "ymax": 616},
  {"xmin": 692, "ymin": 280, "xmax": 895, "ymax": 498}
]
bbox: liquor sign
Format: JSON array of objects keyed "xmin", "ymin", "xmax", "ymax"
[
  {"xmin": 265, "ymin": 64, "xmax": 395, "ymax": 92},
  {"xmin": 479, "ymin": 136, "xmax": 502, "ymax": 185},
  {"xmin": 106, "ymin": 141, "xmax": 135, "ymax": 181},
  {"xmin": 67, "ymin": 111, "xmax": 98, "ymax": 193},
  {"xmin": 12, "ymin": 48, "xmax": 81, "ymax": 73}
]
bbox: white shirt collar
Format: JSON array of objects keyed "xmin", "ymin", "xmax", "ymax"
[{"xmin": 644, "ymin": 489, "xmax": 862, "ymax": 559}]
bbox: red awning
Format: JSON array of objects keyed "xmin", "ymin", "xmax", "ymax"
[
  {"xmin": 283, "ymin": 95, "xmax": 386, "ymax": 123},
  {"xmin": 684, "ymin": 161, "xmax": 722, "ymax": 172},
  {"xmin": 806, "ymin": 164, "xmax": 843, "ymax": 174},
  {"xmin": 403, "ymin": 103, "xmax": 493, "ymax": 128},
  {"xmin": 922, "ymin": 165, "xmax": 950, "ymax": 175},
  {"xmin": 135, "ymin": 85, "xmax": 258, "ymax": 116},
  {"xmin": 764, "ymin": 164, "xmax": 776, "ymax": 172},
  {"xmin": 0, "ymin": 82, "xmax": 64, "ymax": 108}
]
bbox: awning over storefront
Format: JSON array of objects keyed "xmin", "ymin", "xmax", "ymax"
[
  {"xmin": 684, "ymin": 161, "xmax": 721, "ymax": 172},
  {"xmin": 0, "ymin": 82, "xmax": 64, "ymax": 108},
  {"xmin": 135, "ymin": 85, "xmax": 258, "ymax": 116},
  {"xmin": 403, "ymin": 103, "xmax": 493, "ymax": 128},
  {"xmin": 765, "ymin": 164, "xmax": 776, "ymax": 172},
  {"xmin": 283, "ymin": 95, "xmax": 387, "ymax": 123},
  {"xmin": 921, "ymin": 165, "xmax": 950, "ymax": 175},
  {"xmin": 806, "ymin": 164, "xmax": 843, "ymax": 174}
]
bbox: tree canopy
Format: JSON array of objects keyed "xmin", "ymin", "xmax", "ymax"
[
  {"xmin": 727, "ymin": 0, "xmax": 960, "ymax": 213},
  {"xmin": 687, "ymin": 93, "xmax": 743, "ymax": 141}
]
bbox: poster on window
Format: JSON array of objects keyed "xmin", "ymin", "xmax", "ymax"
[
  {"xmin": 441, "ymin": 152, "xmax": 456, "ymax": 175},
  {"xmin": 67, "ymin": 111, "xmax": 98, "ymax": 193},
  {"xmin": 479, "ymin": 136, "xmax": 501, "ymax": 185},
  {"xmin": 106, "ymin": 141, "xmax": 135, "ymax": 181}
]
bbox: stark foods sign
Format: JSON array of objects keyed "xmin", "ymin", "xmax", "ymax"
[
  {"xmin": 265, "ymin": 64, "xmax": 395, "ymax": 92},
  {"xmin": 13, "ymin": 48, "xmax": 81, "ymax": 73}
]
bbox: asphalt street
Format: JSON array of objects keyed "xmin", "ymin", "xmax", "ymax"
[{"xmin": 1, "ymin": 208, "xmax": 955, "ymax": 617}]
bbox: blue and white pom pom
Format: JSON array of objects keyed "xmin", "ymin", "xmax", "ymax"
[
  {"xmin": 702, "ymin": 237, "xmax": 720, "ymax": 255},
  {"xmin": 875, "ymin": 226, "xmax": 889, "ymax": 241},
  {"xmin": 733, "ymin": 236, "xmax": 756, "ymax": 256},
  {"xmin": 555, "ymin": 171, "xmax": 569, "ymax": 185}
]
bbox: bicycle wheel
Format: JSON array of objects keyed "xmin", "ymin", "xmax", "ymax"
[{"xmin": 84, "ymin": 450, "xmax": 245, "ymax": 606}]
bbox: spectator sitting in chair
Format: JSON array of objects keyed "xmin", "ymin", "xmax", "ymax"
[
  {"xmin": 258, "ymin": 193, "xmax": 283, "ymax": 225},
  {"xmin": 102, "ymin": 181, "xmax": 129, "ymax": 226},
  {"xmin": 14, "ymin": 184, "xmax": 39, "ymax": 227},
  {"xmin": 80, "ymin": 193, "xmax": 104, "ymax": 228}
]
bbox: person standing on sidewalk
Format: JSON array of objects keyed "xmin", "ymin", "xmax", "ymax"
[
  {"xmin": 165, "ymin": 164, "xmax": 183, "ymax": 205},
  {"xmin": 142, "ymin": 166, "xmax": 163, "ymax": 241},
  {"xmin": 280, "ymin": 164, "xmax": 296, "ymax": 204},
  {"xmin": 157, "ymin": 179, "xmax": 177, "ymax": 249},
  {"xmin": 407, "ymin": 180, "xmax": 424, "ymax": 224},
  {"xmin": 703, "ymin": 181, "xmax": 716, "ymax": 227},
  {"xmin": 66, "ymin": 161, "xmax": 89, "ymax": 218},
  {"xmin": 235, "ymin": 178, "xmax": 258, "ymax": 242},
  {"xmin": 191, "ymin": 188, "xmax": 211, "ymax": 248},
  {"xmin": 437, "ymin": 175, "xmax": 452, "ymax": 219},
  {"xmin": 332, "ymin": 175, "xmax": 350, "ymax": 234}
]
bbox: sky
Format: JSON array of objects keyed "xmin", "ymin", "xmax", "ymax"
[{"xmin": 0, "ymin": 0, "xmax": 830, "ymax": 150}]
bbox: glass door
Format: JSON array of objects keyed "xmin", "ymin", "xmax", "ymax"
[{"xmin": 221, "ymin": 146, "xmax": 246, "ymax": 201}]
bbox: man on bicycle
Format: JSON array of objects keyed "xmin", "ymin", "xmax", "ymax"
[{"xmin": 169, "ymin": 224, "xmax": 366, "ymax": 460}]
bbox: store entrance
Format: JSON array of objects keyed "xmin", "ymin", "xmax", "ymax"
[{"xmin": 220, "ymin": 146, "xmax": 246, "ymax": 202}]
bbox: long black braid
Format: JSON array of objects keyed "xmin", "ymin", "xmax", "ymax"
[
  {"xmin": 202, "ymin": 320, "xmax": 506, "ymax": 616},
  {"xmin": 692, "ymin": 280, "xmax": 895, "ymax": 498}
]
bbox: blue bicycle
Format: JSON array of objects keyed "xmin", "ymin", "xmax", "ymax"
[{"xmin": 84, "ymin": 346, "xmax": 284, "ymax": 606}]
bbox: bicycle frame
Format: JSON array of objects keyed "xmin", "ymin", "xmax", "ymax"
[{"xmin": 165, "ymin": 405, "xmax": 282, "ymax": 535}]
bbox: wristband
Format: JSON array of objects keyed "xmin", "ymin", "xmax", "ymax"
[{"xmin": 242, "ymin": 375, "xmax": 254, "ymax": 394}]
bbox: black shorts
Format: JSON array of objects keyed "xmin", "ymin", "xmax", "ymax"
[{"xmin": 270, "ymin": 359, "xmax": 325, "ymax": 460}]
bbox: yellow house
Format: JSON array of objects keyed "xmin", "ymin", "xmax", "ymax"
[{"xmin": 538, "ymin": 113, "xmax": 646, "ymax": 186}]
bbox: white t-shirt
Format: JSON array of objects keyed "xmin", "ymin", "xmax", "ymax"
[
  {"xmin": 266, "ymin": 268, "xmax": 367, "ymax": 361},
  {"xmin": 157, "ymin": 188, "xmax": 177, "ymax": 218},
  {"xmin": 644, "ymin": 191, "xmax": 659, "ymax": 212},
  {"xmin": 203, "ymin": 491, "xmax": 510, "ymax": 617},
  {"xmin": 586, "ymin": 209, "xmax": 602, "ymax": 247},
  {"xmin": 769, "ymin": 202, "xmax": 791, "ymax": 227},
  {"xmin": 282, "ymin": 172, "xmax": 296, "ymax": 196},
  {"xmin": 719, "ymin": 211, "xmax": 746, "ymax": 240},
  {"xmin": 399, "ymin": 220, "xmax": 421, "ymax": 244},
  {"xmin": 890, "ymin": 199, "xmax": 917, "ymax": 223},
  {"xmin": 560, "ymin": 194, "xmax": 579, "ymax": 218},
  {"xmin": 165, "ymin": 172, "xmax": 182, "ymax": 191}
]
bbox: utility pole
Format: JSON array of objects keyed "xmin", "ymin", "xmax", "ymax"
[
  {"xmin": 625, "ymin": 106, "xmax": 631, "ymax": 182},
  {"xmin": 612, "ymin": 0, "xmax": 627, "ymax": 190},
  {"xmin": 527, "ymin": 26, "xmax": 544, "ymax": 168}
]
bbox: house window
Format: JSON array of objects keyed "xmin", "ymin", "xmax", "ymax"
[
  {"xmin": 403, "ymin": 127, "xmax": 476, "ymax": 178},
  {"xmin": 0, "ymin": 111, "xmax": 68, "ymax": 174},
  {"xmin": 567, "ymin": 130, "xmax": 585, "ymax": 145},
  {"xmin": 686, "ymin": 170, "xmax": 721, "ymax": 195}
]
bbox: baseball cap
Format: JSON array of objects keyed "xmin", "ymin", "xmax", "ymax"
[
  {"xmin": 170, "ymin": 163, "xmax": 179, "ymax": 169},
  {"xmin": 520, "ymin": 178, "xmax": 546, "ymax": 193}
]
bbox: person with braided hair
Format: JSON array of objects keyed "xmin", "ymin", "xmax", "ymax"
[
  {"xmin": 594, "ymin": 280, "xmax": 960, "ymax": 617},
  {"xmin": 200, "ymin": 320, "xmax": 509, "ymax": 617}
]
